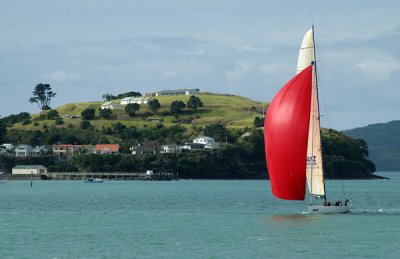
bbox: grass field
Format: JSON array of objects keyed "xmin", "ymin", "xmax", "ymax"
[{"xmin": 13, "ymin": 93, "xmax": 268, "ymax": 130}]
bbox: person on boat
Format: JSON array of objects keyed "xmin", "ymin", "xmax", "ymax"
[
  {"xmin": 335, "ymin": 201, "xmax": 342, "ymax": 206},
  {"xmin": 345, "ymin": 199, "xmax": 349, "ymax": 206},
  {"xmin": 327, "ymin": 201, "xmax": 331, "ymax": 206}
]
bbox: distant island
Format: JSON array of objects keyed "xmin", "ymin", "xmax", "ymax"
[
  {"xmin": 0, "ymin": 90, "xmax": 380, "ymax": 179},
  {"xmin": 343, "ymin": 120, "xmax": 400, "ymax": 172}
]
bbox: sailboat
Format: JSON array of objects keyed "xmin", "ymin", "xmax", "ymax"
[{"xmin": 264, "ymin": 27, "xmax": 350, "ymax": 214}]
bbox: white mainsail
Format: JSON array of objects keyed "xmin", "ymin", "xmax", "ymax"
[{"xmin": 296, "ymin": 28, "xmax": 326, "ymax": 198}]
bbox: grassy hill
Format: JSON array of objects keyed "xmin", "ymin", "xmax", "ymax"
[
  {"xmin": 13, "ymin": 93, "xmax": 267, "ymax": 131},
  {"xmin": 343, "ymin": 120, "xmax": 400, "ymax": 171}
]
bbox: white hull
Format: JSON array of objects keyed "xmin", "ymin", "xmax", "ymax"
[{"xmin": 308, "ymin": 205, "xmax": 350, "ymax": 214}]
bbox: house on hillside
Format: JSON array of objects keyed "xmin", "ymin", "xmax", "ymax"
[
  {"xmin": 145, "ymin": 88, "xmax": 199, "ymax": 97},
  {"xmin": 120, "ymin": 97, "xmax": 151, "ymax": 105},
  {"xmin": 181, "ymin": 142, "xmax": 205, "ymax": 151},
  {"xmin": 160, "ymin": 144, "xmax": 182, "ymax": 154},
  {"xmin": 181, "ymin": 136, "xmax": 220, "ymax": 151},
  {"xmin": 130, "ymin": 144, "xmax": 157, "ymax": 155},
  {"xmin": 101, "ymin": 102, "xmax": 121, "ymax": 110},
  {"xmin": 53, "ymin": 144, "xmax": 81, "ymax": 159},
  {"xmin": 15, "ymin": 145, "xmax": 40, "ymax": 157},
  {"xmin": 1, "ymin": 143, "xmax": 15, "ymax": 151},
  {"xmin": 38, "ymin": 145, "xmax": 53, "ymax": 154},
  {"xmin": 80, "ymin": 145, "xmax": 96, "ymax": 154},
  {"xmin": 12, "ymin": 165, "xmax": 47, "ymax": 175},
  {"xmin": 193, "ymin": 136, "xmax": 220, "ymax": 149},
  {"xmin": 95, "ymin": 144, "xmax": 119, "ymax": 154},
  {"xmin": 0, "ymin": 148, "xmax": 7, "ymax": 155}
]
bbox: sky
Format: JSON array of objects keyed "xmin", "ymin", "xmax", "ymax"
[{"xmin": 0, "ymin": 0, "xmax": 399, "ymax": 130}]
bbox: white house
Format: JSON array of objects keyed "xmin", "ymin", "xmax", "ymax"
[
  {"xmin": 101, "ymin": 102, "xmax": 121, "ymax": 110},
  {"xmin": 204, "ymin": 142, "xmax": 220, "ymax": 149},
  {"xmin": 193, "ymin": 137, "xmax": 215, "ymax": 145},
  {"xmin": 146, "ymin": 89, "xmax": 200, "ymax": 97},
  {"xmin": 120, "ymin": 97, "xmax": 151, "ymax": 105},
  {"xmin": 15, "ymin": 145, "xmax": 40, "ymax": 157},
  {"xmin": 12, "ymin": 165, "xmax": 47, "ymax": 175},
  {"xmin": 160, "ymin": 144, "xmax": 182, "ymax": 154},
  {"xmin": 181, "ymin": 143, "xmax": 205, "ymax": 151},
  {"xmin": 193, "ymin": 137, "xmax": 220, "ymax": 149},
  {"xmin": 130, "ymin": 144, "xmax": 157, "ymax": 155},
  {"xmin": 1, "ymin": 143, "xmax": 15, "ymax": 151}
]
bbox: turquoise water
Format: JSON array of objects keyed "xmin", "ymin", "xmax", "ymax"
[{"xmin": 0, "ymin": 173, "xmax": 399, "ymax": 258}]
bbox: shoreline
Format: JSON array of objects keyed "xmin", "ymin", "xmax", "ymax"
[{"xmin": 2, "ymin": 174, "xmax": 389, "ymax": 181}]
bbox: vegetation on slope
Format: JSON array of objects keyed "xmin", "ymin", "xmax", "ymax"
[
  {"xmin": 343, "ymin": 120, "xmax": 400, "ymax": 171},
  {"xmin": 0, "ymin": 92, "xmax": 379, "ymax": 179},
  {"xmin": 11, "ymin": 93, "xmax": 266, "ymax": 131},
  {"xmin": 321, "ymin": 128, "xmax": 377, "ymax": 178}
]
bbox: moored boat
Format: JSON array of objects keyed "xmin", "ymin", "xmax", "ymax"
[{"xmin": 84, "ymin": 178, "xmax": 104, "ymax": 183}]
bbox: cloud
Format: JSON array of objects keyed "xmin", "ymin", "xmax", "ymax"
[
  {"xmin": 357, "ymin": 56, "xmax": 400, "ymax": 81},
  {"xmin": 45, "ymin": 70, "xmax": 82, "ymax": 83}
]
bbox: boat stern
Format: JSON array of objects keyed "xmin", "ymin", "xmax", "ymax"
[{"xmin": 308, "ymin": 205, "xmax": 350, "ymax": 214}]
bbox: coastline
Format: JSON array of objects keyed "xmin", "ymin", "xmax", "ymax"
[{"xmin": 2, "ymin": 172, "xmax": 391, "ymax": 181}]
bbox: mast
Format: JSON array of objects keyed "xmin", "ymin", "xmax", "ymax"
[
  {"xmin": 297, "ymin": 28, "xmax": 326, "ymax": 204},
  {"xmin": 311, "ymin": 26, "xmax": 327, "ymax": 203}
]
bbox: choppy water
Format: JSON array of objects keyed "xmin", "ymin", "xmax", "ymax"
[{"xmin": 0, "ymin": 173, "xmax": 399, "ymax": 258}]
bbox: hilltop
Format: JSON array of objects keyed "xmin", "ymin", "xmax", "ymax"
[
  {"xmin": 0, "ymin": 91, "xmax": 381, "ymax": 179},
  {"xmin": 12, "ymin": 92, "xmax": 266, "ymax": 131},
  {"xmin": 343, "ymin": 120, "xmax": 400, "ymax": 171}
]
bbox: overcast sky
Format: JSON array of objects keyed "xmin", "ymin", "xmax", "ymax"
[{"xmin": 1, "ymin": 0, "xmax": 399, "ymax": 130}]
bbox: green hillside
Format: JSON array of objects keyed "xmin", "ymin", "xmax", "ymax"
[
  {"xmin": 343, "ymin": 120, "xmax": 400, "ymax": 171},
  {"xmin": 13, "ymin": 93, "xmax": 267, "ymax": 131}
]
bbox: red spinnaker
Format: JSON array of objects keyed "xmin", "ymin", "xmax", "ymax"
[{"xmin": 264, "ymin": 65, "xmax": 313, "ymax": 200}]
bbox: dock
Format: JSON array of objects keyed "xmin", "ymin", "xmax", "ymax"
[{"xmin": 46, "ymin": 172, "xmax": 178, "ymax": 181}]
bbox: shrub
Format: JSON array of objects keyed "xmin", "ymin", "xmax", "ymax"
[
  {"xmin": 22, "ymin": 119, "xmax": 31, "ymax": 125},
  {"xmin": 80, "ymin": 120, "xmax": 91, "ymax": 129},
  {"xmin": 99, "ymin": 108, "xmax": 112, "ymax": 118},
  {"xmin": 55, "ymin": 118, "xmax": 64, "ymax": 125},
  {"xmin": 81, "ymin": 108, "xmax": 95, "ymax": 120},
  {"xmin": 47, "ymin": 110, "xmax": 59, "ymax": 120}
]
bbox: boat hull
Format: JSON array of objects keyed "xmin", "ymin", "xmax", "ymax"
[{"xmin": 308, "ymin": 205, "xmax": 350, "ymax": 214}]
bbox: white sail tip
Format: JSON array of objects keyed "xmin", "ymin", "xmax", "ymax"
[{"xmin": 297, "ymin": 28, "xmax": 315, "ymax": 73}]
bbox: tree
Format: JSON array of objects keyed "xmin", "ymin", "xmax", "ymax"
[
  {"xmin": 0, "ymin": 120, "xmax": 6, "ymax": 144},
  {"xmin": 29, "ymin": 83, "xmax": 56, "ymax": 110},
  {"xmin": 80, "ymin": 120, "xmax": 91, "ymax": 129},
  {"xmin": 170, "ymin": 101, "xmax": 186, "ymax": 114},
  {"xmin": 47, "ymin": 110, "xmax": 59, "ymax": 120},
  {"xmin": 187, "ymin": 95, "xmax": 203, "ymax": 112},
  {"xmin": 81, "ymin": 108, "xmax": 95, "ymax": 120},
  {"xmin": 55, "ymin": 117, "xmax": 64, "ymax": 125},
  {"xmin": 21, "ymin": 119, "xmax": 32, "ymax": 125},
  {"xmin": 99, "ymin": 108, "xmax": 113, "ymax": 118},
  {"xmin": 0, "ymin": 112, "xmax": 31, "ymax": 127},
  {"xmin": 102, "ymin": 93, "xmax": 116, "ymax": 101},
  {"xmin": 113, "ymin": 122, "xmax": 126, "ymax": 133},
  {"xmin": 116, "ymin": 91, "xmax": 142, "ymax": 99},
  {"xmin": 148, "ymin": 99, "xmax": 161, "ymax": 114},
  {"xmin": 125, "ymin": 103, "xmax": 140, "ymax": 117},
  {"xmin": 204, "ymin": 123, "xmax": 233, "ymax": 143},
  {"xmin": 253, "ymin": 116, "xmax": 264, "ymax": 127}
]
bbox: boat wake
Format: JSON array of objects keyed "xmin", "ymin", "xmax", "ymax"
[{"xmin": 349, "ymin": 208, "xmax": 400, "ymax": 215}]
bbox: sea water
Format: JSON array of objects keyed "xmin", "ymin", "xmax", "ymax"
[{"xmin": 0, "ymin": 173, "xmax": 399, "ymax": 258}]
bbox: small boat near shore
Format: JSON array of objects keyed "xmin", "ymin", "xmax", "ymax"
[{"xmin": 84, "ymin": 178, "xmax": 104, "ymax": 183}]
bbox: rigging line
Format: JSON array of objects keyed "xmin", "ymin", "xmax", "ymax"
[
  {"xmin": 312, "ymin": 25, "xmax": 327, "ymax": 201},
  {"xmin": 313, "ymin": 36, "xmax": 349, "ymax": 200},
  {"xmin": 340, "ymin": 180, "xmax": 348, "ymax": 199},
  {"xmin": 317, "ymin": 61, "xmax": 333, "ymax": 129}
]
